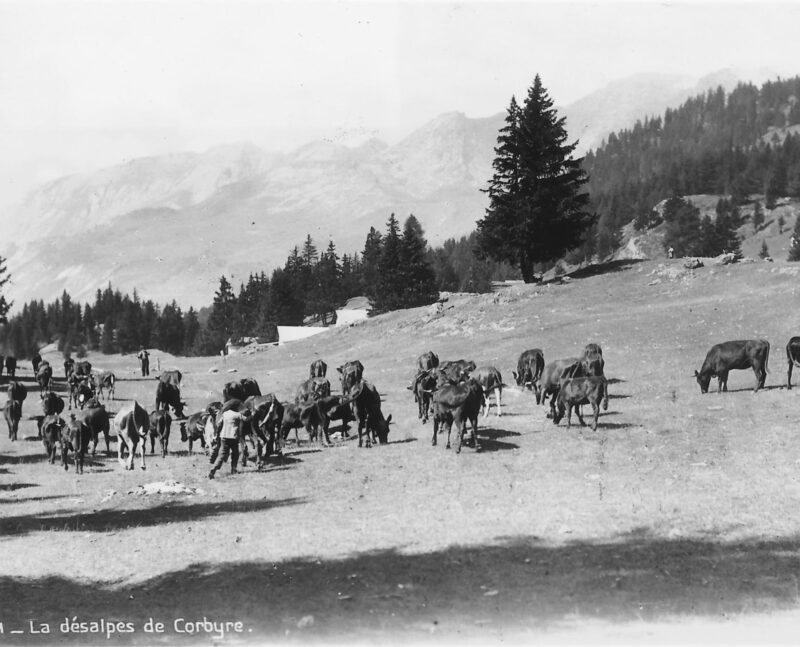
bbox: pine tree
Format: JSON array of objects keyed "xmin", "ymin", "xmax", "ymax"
[
  {"xmin": 206, "ymin": 276, "xmax": 237, "ymax": 352},
  {"xmin": 0, "ymin": 256, "xmax": 12, "ymax": 324},
  {"xmin": 752, "ymin": 200, "xmax": 765, "ymax": 230},
  {"xmin": 372, "ymin": 214, "xmax": 403, "ymax": 313},
  {"xmin": 360, "ymin": 227, "xmax": 383, "ymax": 301},
  {"xmin": 398, "ymin": 214, "xmax": 438, "ymax": 308},
  {"xmin": 789, "ymin": 216, "xmax": 800, "ymax": 261},
  {"xmin": 759, "ymin": 240, "xmax": 770, "ymax": 259},
  {"xmin": 476, "ymin": 75, "xmax": 594, "ymax": 281}
]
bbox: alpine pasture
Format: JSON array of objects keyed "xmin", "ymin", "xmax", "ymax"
[{"xmin": 2, "ymin": 258, "xmax": 800, "ymax": 644}]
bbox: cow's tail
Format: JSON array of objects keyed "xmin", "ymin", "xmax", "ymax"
[
  {"xmin": 602, "ymin": 378, "xmax": 609, "ymax": 411},
  {"xmin": 764, "ymin": 339, "xmax": 771, "ymax": 374}
]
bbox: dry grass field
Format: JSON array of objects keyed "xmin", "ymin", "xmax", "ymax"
[{"xmin": 2, "ymin": 257, "xmax": 800, "ymax": 645}]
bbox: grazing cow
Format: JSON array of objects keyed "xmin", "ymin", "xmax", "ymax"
[
  {"xmin": 337, "ymin": 360, "xmax": 364, "ymax": 395},
  {"xmin": 61, "ymin": 413, "xmax": 92, "ymax": 474},
  {"xmin": 582, "ymin": 343, "xmax": 605, "ymax": 377},
  {"xmin": 309, "ymin": 359, "xmax": 328, "ymax": 378},
  {"xmin": 74, "ymin": 360, "xmax": 92, "ymax": 378},
  {"xmin": 472, "ymin": 366, "xmax": 503, "ymax": 418},
  {"xmin": 36, "ymin": 361, "xmax": 53, "ymax": 397},
  {"xmin": 553, "ymin": 376, "xmax": 609, "ymax": 431},
  {"xmin": 295, "ymin": 377, "xmax": 331, "ymax": 403},
  {"xmin": 695, "ymin": 339, "xmax": 770, "ymax": 393},
  {"xmin": 68, "ymin": 374, "xmax": 95, "ymax": 410},
  {"xmin": 41, "ymin": 391, "xmax": 65, "ymax": 418},
  {"xmin": 114, "ymin": 400, "xmax": 149, "ymax": 470},
  {"xmin": 413, "ymin": 369, "xmax": 438, "ymax": 424},
  {"xmin": 280, "ymin": 400, "xmax": 329, "ymax": 447},
  {"xmin": 149, "ymin": 409, "xmax": 172, "ymax": 457},
  {"xmin": 155, "ymin": 380, "xmax": 186, "ymax": 418},
  {"xmin": 431, "ymin": 378, "xmax": 484, "ymax": 453},
  {"xmin": 540, "ymin": 358, "xmax": 585, "ymax": 418},
  {"xmin": 64, "ymin": 357, "xmax": 75, "ymax": 381},
  {"xmin": 512, "ymin": 349, "xmax": 545, "ymax": 402},
  {"xmin": 5, "ymin": 356, "xmax": 16, "ymax": 378},
  {"xmin": 438, "ymin": 359, "xmax": 476, "ymax": 384},
  {"xmin": 348, "ymin": 380, "xmax": 392, "ymax": 448},
  {"xmin": 41, "ymin": 415, "xmax": 64, "ymax": 464},
  {"xmin": 409, "ymin": 351, "xmax": 441, "ymax": 408},
  {"xmin": 315, "ymin": 394, "xmax": 354, "ymax": 437},
  {"xmin": 786, "ymin": 337, "xmax": 800, "ymax": 389},
  {"xmin": 79, "ymin": 403, "xmax": 111, "ymax": 455},
  {"xmin": 95, "ymin": 371, "xmax": 116, "ymax": 400},
  {"xmin": 3, "ymin": 399, "xmax": 22, "ymax": 441},
  {"xmin": 243, "ymin": 394, "xmax": 284, "ymax": 465},
  {"xmin": 158, "ymin": 369, "xmax": 182, "ymax": 387},
  {"xmin": 32, "ymin": 353, "xmax": 42, "ymax": 375},
  {"xmin": 181, "ymin": 411, "xmax": 213, "ymax": 454}
]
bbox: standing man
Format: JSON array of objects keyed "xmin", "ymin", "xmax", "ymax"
[
  {"xmin": 137, "ymin": 347, "xmax": 150, "ymax": 377},
  {"xmin": 209, "ymin": 403, "xmax": 250, "ymax": 479}
]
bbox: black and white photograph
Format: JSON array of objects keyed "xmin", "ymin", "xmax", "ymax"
[{"xmin": 2, "ymin": 0, "xmax": 800, "ymax": 644}]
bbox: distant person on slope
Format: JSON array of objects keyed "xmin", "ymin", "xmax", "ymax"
[{"xmin": 137, "ymin": 348, "xmax": 150, "ymax": 377}]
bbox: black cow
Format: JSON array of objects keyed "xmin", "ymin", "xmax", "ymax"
[
  {"xmin": 74, "ymin": 360, "xmax": 92, "ymax": 378},
  {"xmin": 158, "ymin": 369, "xmax": 182, "ymax": 387},
  {"xmin": 310, "ymin": 359, "xmax": 328, "ymax": 378},
  {"xmin": 413, "ymin": 369, "xmax": 438, "ymax": 424},
  {"xmin": 582, "ymin": 343, "xmax": 605, "ymax": 377},
  {"xmin": 181, "ymin": 410, "xmax": 213, "ymax": 454},
  {"xmin": 61, "ymin": 413, "xmax": 92, "ymax": 474},
  {"xmin": 337, "ymin": 360, "xmax": 364, "ymax": 395},
  {"xmin": 5, "ymin": 356, "xmax": 16, "ymax": 378},
  {"xmin": 239, "ymin": 377, "xmax": 261, "ymax": 399},
  {"xmin": 36, "ymin": 361, "xmax": 53, "ymax": 397},
  {"xmin": 64, "ymin": 357, "xmax": 75, "ymax": 381},
  {"xmin": 512, "ymin": 349, "xmax": 545, "ymax": 403},
  {"xmin": 41, "ymin": 415, "xmax": 64, "ymax": 464},
  {"xmin": 431, "ymin": 378, "xmax": 484, "ymax": 453},
  {"xmin": 3, "ymin": 399, "xmax": 21, "ymax": 441},
  {"xmin": 295, "ymin": 377, "xmax": 331, "ymax": 403},
  {"xmin": 417, "ymin": 351, "xmax": 439, "ymax": 371},
  {"xmin": 79, "ymin": 403, "xmax": 111, "ymax": 455},
  {"xmin": 315, "ymin": 394, "xmax": 354, "ymax": 438},
  {"xmin": 786, "ymin": 337, "xmax": 800, "ymax": 389},
  {"xmin": 438, "ymin": 359, "xmax": 476, "ymax": 384},
  {"xmin": 243, "ymin": 394, "xmax": 284, "ymax": 465},
  {"xmin": 540, "ymin": 358, "xmax": 585, "ymax": 418},
  {"xmin": 222, "ymin": 381, "xmax": 246, "ymax": 402},
  {"xmin": 96, "ymin": 371, "xmax": 116, "ymax": 400},
  {"xmin": 41, "ymin": 391, "xmax": 65, "ymax": 417},
  {"xmin": 68, "ymin": 374, "xmax": 94, "ymax": 410},
  {"xmin": 149, "ymin": 409, "xmax": 172, "ymax": 457},
  {"xmin": 155, "ymin": 380, "xmax": 186, "ymax": 418},
  {"xmin": 32, "ymin": 353, "xmax": 42, "ymax": 375},
  {"xmin": 280, "ymin": 400, "xmax": 329, "ymax": 447},
  {"xmin": 7, "ymin": 380, "xmax": 27, "ymax": 406},
  {"xmin": 348, "ymin": 380, "xmax": 391, "ymax": 448},
  {"xmin": 695, "ymin": 339, "xmax": 770, "ymax": 393},
  {"xmin": 553, "ymin": 376, "xmax": 609, "ymax": 431}
]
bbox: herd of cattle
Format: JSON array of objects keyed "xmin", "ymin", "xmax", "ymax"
[{"xmin": 2, "ymin": 335, "xmax": 799, "ymax": 474}]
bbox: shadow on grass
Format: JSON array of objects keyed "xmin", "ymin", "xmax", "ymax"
[
  {"xmin": 0, "ymin": 496, "xmax": 305, "ymax": 538},
  {"xmin": 4, "ymin": 531, "xmax": 800, "ymax": 642},
  {"xmin": 0, "ymin": 453, "xmax": 52, "ymax": 466},
  {"xmin": 0, "ymin": 482, "xmax": 38, "ymax": 491},
  {"xmin": 607, "ymin": 377, "xmax": 626, "ymax": 385},
  {"xmin": 479, "ymin": 427, "xmax": 521, "ymax": 439},
  {"xmin": 0, "ymin": 494, "xmax": 74, "ymax": 505},
  {"xmin": 562, "ymin": 258, "xmax": 648, "ymax": 281}
]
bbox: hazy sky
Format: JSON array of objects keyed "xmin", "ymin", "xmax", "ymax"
[{"xmin": 0, "ymin": 0, "xmax": 798, "ymax": 207}]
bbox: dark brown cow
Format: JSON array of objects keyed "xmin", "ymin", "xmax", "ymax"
[
  {"xmin": 181, "ymin": 410, "xmax": 213, "ymax": 454},
  {"xmin": 309, "ymin": 359, "xmax": 328, "ymax": 378},
  {"xmin": 695, "ymin": 339, "xmax": 770, "ymax": 393},
  {"xmin": 295, "ymin": 377, "xmax": 331, "ymax": 403},
  {"xmin": 7, "ymin": 380, "xmax": 27, "ymax": 407},
  {"xmin": 243, "ymin": 394, "xmax": 284, "ymax": 465},
  {"xmin": 471, "ymin": 366, "xmax": 503, "ymax": 418},
  {"xmin": 149, "ymin": 409, "xmax": 172, "ymax": 457},
  {"xmin": 79, "ymin": 403, "xmax": 111, "ymax": 455},
  {"xmin": 348, "ymin": 380, "xmax": 391, "ymax": 448},
  {"xmin": 239, "ymin": 377, "xmax": 261, "ymax": 399},
  {"xmin": 36, "ymin": 361, "xmax": 53, "ymax": 397},
  {"xmin": 315, "ymin": 394, "xmax": 353, "ymax": 438},
  {"xmin": 68, "ymin": 374, "xmax": 94, "ymax": 410},
  {"xmin": 540, "ymin": 357, "xmax": 585, "ymax": 418},
  {"xmin": 64, "ymin": 357, "xmax": 75, "ymax": 381},
  {"xmin": 155, "ymin": 380, "xmax": 186, "ymax": 418},
  {"xmin": 115, "ymin": 400, "xmax": 150, "ymax": 470},
  {"xmin": 222, "ymin": 381, "xmax": 246, "ymax": 402},
  {"xmin": 3, "ymin": 399, "xmax": 21, "ymax": 441},
  {"xmin": 74, "ymin": 360, "xmax": 92, "ymax": 378},
  {"xmin": 32, "ymin": 353, "xmax": 42, "ymax": 375},
  {"xmin": 337, "ymin": 360, "xmax": 364, "ymax": 395},
  {"xmin": 417, "ymin": 351, "xmax": 439, "ymax": 372},
  {"xmin": 280, "ymin": 400, "xmax": 328, "ymax": 447},
  {"xmin": 412, "ymin": 369, "xmax": 438, "ymax": 424},
  {"xmin": 512, "ymin": 349, "xmax": 545, "ymax": 402},
  {"xmin": 582, "ymin": 343, "xmax": 605, "ymax": 377},
  {"xmin": 61, "ymin": 413, "xmax": 92, "ymax": 474},
  {"xmin": 41, "ymin": 391, "xmax": 65, "ymax": 417},
  {"xmin": 438, "ymin": 359, "xmax": 476, "ymax": 384},
  {"xmin": 553, "ymin": 376, "xmax": 609, "ymax": 431},
  {"xmin": 41, "ymin": 415, "xmax": 64, "ymax": 464},
  {"xmin": 431, "ymin": 378, "xmax": 484, "ymax": 453},
  {"xmin": 786, "ymin": 337, "xmax": 800, "ymax": 389},
  {"xmin": 4, "ymin": 356, "xmax": 16, "ymax": 378}
]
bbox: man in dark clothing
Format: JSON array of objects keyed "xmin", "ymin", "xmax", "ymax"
[{"xmin": 137, "ymin": 348, "xmax": 150, "ymax": 377}]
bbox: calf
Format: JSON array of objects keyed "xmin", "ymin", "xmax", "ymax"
[
  {"xmin": 243, "ymin": 394, "xmax": 283, "ymax": 466},
  {"xmin": 348, "ymin": 380, "xmax": 392, "ymax": 448},
  {"xmin": 309, "ymin": 359, "xmax": 328, "ymax": 378},
  {"xmin": 96, "ymin": 371, "xmax": 116, "ymax": 400},
  {"xmin": 431, "ymin": 379, "xmax": 484, "ymax": 453},
  {"xmin": 3, "ymin": 399, "xmax": 22, "ymax": 441},
  {"xmin": 181, "ymin": 410, "xmax": 213, "ymax": 454},
  {"xmin": 114, "ymin": 400, "xmax": 150, "ymax": 470},
  {"xmin": 695, "ymin": 339, "xmax": 770, "ymax": 393},
  {"xmin": 149, "ymin": 409, "xmax": 172, "ymax": 457},
  {"xmin": 540, "ymin": 357, "xmax": 584, "ymax": 419},
  {"xmin": 36, "ymin": 361, "xmax": 53, "ymax": 397},
  {"xmin": 553, "ymin": 376, "xmax": 609, "ymax": 431},
  {"xmin": 41, "ymin": 414, "xmax": 64, "ymax": 464},
  {"xmin": 472, "ymin": 366, "xmax": 503, "ymax": 418},
  {"xmin": 280, "ymin": 400, "xmax": 329, "ymax": 447},
  {"xmin": 79, "ymin": 403, "xmax": 111, "ymax": 455},
  {"xmin": 337, "ymin": 360, "xmax": 364, "ymax": 395},
  {"xmin": 787, "ymin": 336, "xmax": 800, "ymax": 389},
  {"xmin": 61, "ymin": 414, "xmax": 92, "ymax": 473},
  {"xmin": 316, "ymin": 394, "xmax": 354, "ymax": 438},
  {"xmin": 512, "ymin": 349, "xmax": 545, "ymax": 402},
  {"xmin": 296, "ymin": 377, "xmax": 331, "ymax": 403}
]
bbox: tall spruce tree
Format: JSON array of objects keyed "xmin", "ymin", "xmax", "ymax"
[
  {"xmin": 476, "ymin": 75, "xmax": 593, "ymax": 281},
  {"xmin": 0, "ymin": 256, "xmax": 11, "ymax": 324},
  {"xmin": 206, "ymin": 276, "xmax": 237, "ymax": 352},
  {"xmin": 372, "ymin": 214, "xmax": 403, "ymax": 313},
  {"xmin": 398, "ymin": 214, "xmax": 438, "ymax": 308}
]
